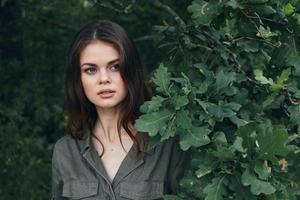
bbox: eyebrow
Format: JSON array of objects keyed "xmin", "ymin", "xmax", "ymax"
[{"xmin": 80, "ymin": 58, "xmax": 120, "ymax": 68}]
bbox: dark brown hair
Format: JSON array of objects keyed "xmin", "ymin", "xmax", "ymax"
[{"xmin": 65, "ymin": 20, "xmax": 150, "ymax": 151}]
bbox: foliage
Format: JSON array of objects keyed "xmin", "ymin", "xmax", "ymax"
[
  {"xmin": 1, "ymin": 0, "xmax": 300, "ymax": 199},
  {"xmin": 135, "ymin": 0, "xmax": 300, "ymax": 199}
]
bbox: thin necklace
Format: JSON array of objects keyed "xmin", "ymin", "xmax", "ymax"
[{"xmin": 92, "ymin": 134, "xmax": 106, "ymax": 157}]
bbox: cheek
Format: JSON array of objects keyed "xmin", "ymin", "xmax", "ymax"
[
  {"xmin": 81, "ymin": 76, "xmax": 94, "ymax": 96},
  {"xmin": 119, "ymin": 79, "xmax": 128, "ymax": 95}
]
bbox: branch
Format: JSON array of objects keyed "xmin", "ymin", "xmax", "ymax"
[
  {"xmin": 251, "ymin": 12, "xmax": 287, "ymax": 26},
  {"xmin": 241, "ymin": 10, "xmax": 259, "ymax": 31},
  {"xmin": 151, "ymin": 0, "xmax": 186, "ymax": 27},
  {"xmin": 241, "ymin": 9, "xmax": 292, "ymax": 33},
  {"xmin": 231, "ymin": 36, "xmax": 281, "ymax": 48},
  {"xmin": 134, "ymin": 35, "xmax": 155, "ymax": 42},
  {"xmin": 201, "ymin": 30, "xmax": 222, "ymax": 45},
  {"xmin": 94, "ymin": 1, "xmax": 124, "ymax": 13},
  {"xmin": 284, "ymin": 88, "xmax": 300, "ymax": 105},
  {"xmin": 228, "ymin": 54, "xmax": 261, "ymax": 85}
]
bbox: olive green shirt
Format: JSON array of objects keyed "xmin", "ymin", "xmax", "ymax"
[{"xmin": 51, "ymin": 131, "xmax": 189, "ymax": 200}]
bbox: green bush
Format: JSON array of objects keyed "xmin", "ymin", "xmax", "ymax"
[
  {"xmin": 136, "ymin": 0, "xmax": 300, "ymax": 199},
  {"xmin": 1, "ymin": 0, "xmax": 299, "ymax": 199}
]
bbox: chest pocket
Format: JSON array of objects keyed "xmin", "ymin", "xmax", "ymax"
[
  {"xmin": 120, "ymin": 181, "xmax": 164, "ymax": 200},
  {"xmin": 62, "ymin": 180, "xmax": 98, "ymax": 199}
]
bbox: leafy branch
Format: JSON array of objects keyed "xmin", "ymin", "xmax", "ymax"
[{"xmin": 151, "ymin": 0, "xmax": 186, "ymax": 27}]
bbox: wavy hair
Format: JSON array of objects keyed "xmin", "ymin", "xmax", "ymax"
[{"xmin": 65, "ymin": 20, "xmax": 150, "ymax": 153}]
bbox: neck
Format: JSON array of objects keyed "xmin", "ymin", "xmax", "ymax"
[{"xmin": 94, "ymin": 107, "xmax": 121, "ymax": 142}]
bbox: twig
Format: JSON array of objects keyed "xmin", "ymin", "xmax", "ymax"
[
  {"xmin": 151, "ymin": 0, "xmax": 186, "ymax": 27},
  {"xmin": 94, "ymin": 1, "xmax": 124, "ymax": 13},
  {"xmin": 201, "ymin": 30, "xmax": 222, "ymax": 45},
  {"xmin": 134, "ymin": 35, "xmax": 154, "ymax": 42},
  {"xmin": 231, "ymin": 36, "xmax": 280, "ymax": 48},
  {"xmin": 241, "ymin": 9, "xmax": 292, "ymax": 33},
  {"xmin": 284, "ymin": 88, "xmax": 300, "ymax": 105},
  {"xmin": 241, "ymin": 9, "xmax": 259, "ymax": 31},
  {"xmin": 247, "ymin": 12, "xmax": 286, "ymax": 26},
  {"xmin": 228, "ymin": 54, "xmax": 261, "ymax": 85}
]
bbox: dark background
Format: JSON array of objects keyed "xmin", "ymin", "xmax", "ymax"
[{"xmin": 0, "ymin": 0, "xmax": 190, "ymax": 199}]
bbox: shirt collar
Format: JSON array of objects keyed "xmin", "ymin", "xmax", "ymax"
[
  {"xmin": 77, "ymin": 129, "xmax": 161, "ymax": 155},
  {"xmin": 77, "ymin": 129, "xmax": 92, "ymax": 155}
]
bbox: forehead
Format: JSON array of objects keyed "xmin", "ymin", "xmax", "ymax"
[{"xmin": 80, "ymin": 40, "xmax": 120, "ymax": 64}]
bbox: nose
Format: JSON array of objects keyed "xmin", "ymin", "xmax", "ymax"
[{"xmin": 98, "ymin": 69, "xmax": 110, "ymax": 84}]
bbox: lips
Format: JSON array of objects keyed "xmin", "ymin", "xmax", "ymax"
[{"xmin": 97, "ymin": 89, "xmax": 115, "ymax": 98}]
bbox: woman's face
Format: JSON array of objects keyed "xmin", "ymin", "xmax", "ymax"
[{"xmin": 80, "ymin": 40, "xmax": 128, "ymax": 111}]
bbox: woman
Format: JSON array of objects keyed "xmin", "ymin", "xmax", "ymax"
[{"xmin": 52, "ymin": 20, "xmax": 189, "ymax": 200}]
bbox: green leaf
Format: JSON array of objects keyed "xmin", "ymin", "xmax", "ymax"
[
  {"xmin": 256, "ymin": 25, "xmax": 278, "ymax": 39},
  {"xmin": 226, "ymin": 0, "xmax": 243, "ymax": 9},
  {"xmin": 203, "ymin": 176, "xmax": 227, "ymax": 200},
  {"xmin": 212, "ymin": 132, "xmax": 227, "ymax": 145},
  {"xmin": 188, "ymin": 0, "xmax": 224, "ymax": 25},
  {"xmin": 180, "ymin": 126, "xmax": 211, "ymax": 150},
  {"xmin": 257, "ymin": 126, "xmax": 290, "ymax": 162},
  {"xmin": 232, "ymin": 136, "xmax": 247, "ymax": 153},
  {"xmin": 215, "ymin": 70, "xmax": 236, "ymax": 91},
  {"xmin": 176, "ymin": 109, "xmax": 193, "ymax": 130},
  {"xmin": 284, "ymin": 3, "xmax": 295, "ymax": 15},
  {"xmin": 225, "ymin": 102, "xmax": 242, "ymax": 111},
  {"xmin": 171, "ymin": 95, "xmax": 189, "ymax": 110},
  {"xmin": 172, "ymin": 72, "xmax": 193, "ymax": 95},
  {"xmin": 262, "ymin": 92, "xmax": 279, "ymax": 109},
  {"xmin": 236, "ymin": 40, "xmax": 259, "ymax": 53},
  {"xmin": 160, "ymin": 119, "xmax": 176, "ymax": 140},
  {"xmin": 288, "ymin": 105, "xmax": 300, "ymax": 126},
  {"xmin": 135, "ymin": 110, "xmax": 172, "ymax": 136},
  {"xmin": 212, "ymin": 145, "xmax": 235, "ymax": 161},
  {"xmin": 196, "ymin": 100, "xmax": 209, "ymax": 113},
  {"xmin": 271, "ymin": 68, "xmax": 291, "ymax": 91},
  {"xmin": 241, "ymin": 167, "xmax": 276, "ymax": 195},
  {"xmin": 229, "ymin": 174, "xmax": 257, "ymax": 200},
  {"xmin": 288, "ymin": 80, "xmax": 300, "ymax": 98},
  {"xmin": 140, "ymin": 95, "xmax": 166, "ymax": 113},
  {"xmin": 193, "ymin": 153, "xmax": 217, "ymax": 179},
  {"xmin": 237, "ymin": 123, "xmax": 257, "ymax": 153},
  {"xmin": 195, "ymin": 165, "xmax": 213, "ymax": 179},
  {"xmin": 254, "ymin": 69, "xmax": 274, "ymax": 85},
  {"xmin": 254, "ymin": 160, "xmax": 269, "ymax": 180},
  {"xmin": 229, "ymin": 115, "xmax": 248, "ymax": 127},
  {"xmin": 286, "ymin": 39, "xmax": 300, "ymax": 76},
  {"xmin": 153, "ymin": 64, "xmax": 171, "ymax": 94},
  {"xmin": 207, "ymin": 101, "xmax": 240, "ymax": 121},
  {"xmin": 259, "ymin": 5, "xmax": 276, "ymax": 15}
]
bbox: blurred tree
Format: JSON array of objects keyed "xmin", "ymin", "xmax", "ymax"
[{"xmin": 1, "ymin": 0, "xmax": 300, "ymax": 199}]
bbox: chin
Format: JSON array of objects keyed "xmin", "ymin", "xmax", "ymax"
[{"xmin": 95, "ymin": 102, "xmax": 122, "ymax": 110}]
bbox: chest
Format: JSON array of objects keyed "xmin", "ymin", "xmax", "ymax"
[
  {"xmin": 92, "ymin": 138, "xmax": 133, "ymax": 182},
  {"xmin": 101, "ymin": 146, "xmax": 129, "ymax": 182}
]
